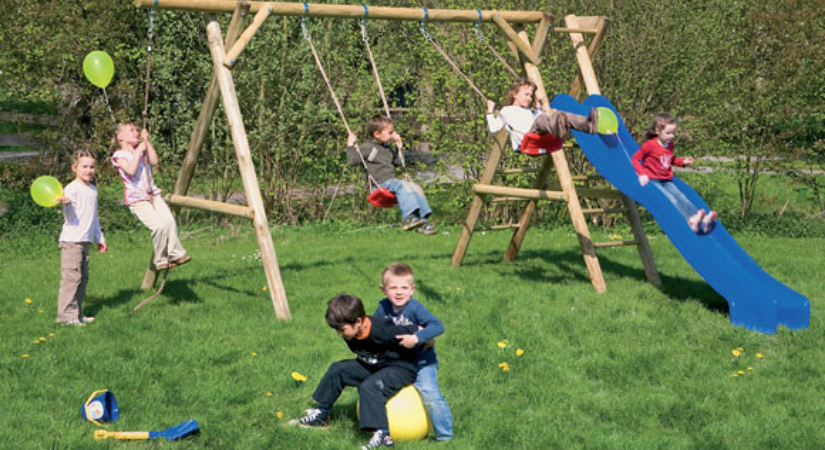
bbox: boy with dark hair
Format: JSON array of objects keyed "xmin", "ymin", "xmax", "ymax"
[
  {"xmin": 290, "ymin": 294, "xmax": 419, "ymax": 449},
  {"xmin": 347, "ymin": 115, "xmax": 437, "ymax": 235}
]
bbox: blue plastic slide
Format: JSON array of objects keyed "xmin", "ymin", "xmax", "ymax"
[{"xmin": 551, "ymin": 94, "xmax": 809, "ymax": 334}]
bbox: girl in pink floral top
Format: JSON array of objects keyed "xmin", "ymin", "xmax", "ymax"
[{"xmin": 112, "ymin": 123, "xmax": 190, "ymax": 270}]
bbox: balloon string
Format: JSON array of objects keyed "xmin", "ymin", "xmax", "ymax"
[{"xmin": 102, "ymin": 88, "xmax": 117, "ymax": 125}]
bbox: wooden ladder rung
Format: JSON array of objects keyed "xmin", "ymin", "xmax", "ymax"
[
  {"xmin": 571, "ymin": 174, "xmax": 605, "ymax": 182},
  {"xmin": 489, "ymin": 223, "xmax": 521, "ymax": 230},
  {"xmin": 165, "ymin": 194, "xmax": 254, "ymax": 219},
  {"xmin": 593, "ymin": 240, "xmax": 639, "ymax": 248},
  {"xmin": 491, "ymin": 196, "xmax": 528, "ymax": 203},
  {"xmin": 473, "ymin": 184, "xmax": 567, "ymax": 201},
  {"xmin": 554, "ymin": 27, "xmax": 600, "ymax": 34},
  {"xmin": 496, "ymin": 168, "xmax": 542, "ymax": 175},
  {"xmin": 582, "ymin": 207, "xmax": 628, "ymax": 215},
  {"xmin": 544, "ymin": 184, "xmax": 624, "ymax": 200}
]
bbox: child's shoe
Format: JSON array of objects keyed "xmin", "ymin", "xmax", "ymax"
[
  {"xmin": 402, "ymin": 215, "xmax": 425, "ymax": 231},
  {"xmin": 701, "ymin": 210, "xmax": 718, "ymax": 234},
  {"xmin": 288, "ymin": 409, "xmax": 330, "ymax": 429},
  {"xmin": 416, "ymin": 222, "xmax": 438, "ymax": 235},
  {"xmin": 587, "ymin": 107, "xmax": 599, "ymax": 133},
  {"xmin": 61, "ymin": 320, "xmax": 86, "ymax": 327},
  {"xmin": 170, "ymin": 255, "xmax": 191, "ymax": 268},
  {"xmin": 361, "ymin": 430, "xmax": 394, "ymax": 449},
  {"xmin": 687, "ymin": 209, "xmax": 706, "ymax": 233},
  {"xmin": 81, "ymin": 316, "xmax": 95, "ymax": 323}
]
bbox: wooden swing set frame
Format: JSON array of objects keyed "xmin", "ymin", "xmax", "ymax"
[{"xmin": 134, "ymin": 0, "xmax": 661, "ymax": 321}]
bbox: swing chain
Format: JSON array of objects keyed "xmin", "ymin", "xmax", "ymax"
[
  {"xmin": 300, "ymin": 2, "xmax": 311, "ymax": 41},
  {"xmin": 419, "ymin": 8, "xmax": 432, "ymax": 41}
]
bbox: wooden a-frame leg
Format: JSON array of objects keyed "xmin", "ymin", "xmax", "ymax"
[
  {"xmin": 205, "ymin": 14, "xmax": 291, "ymax": 320},
  {"xmin": 452, "ymin": 130, "xmax": 509, "ymax": 266}
]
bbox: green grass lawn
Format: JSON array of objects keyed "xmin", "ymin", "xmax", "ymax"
[{"xmin": 1, "ymin": 224, "xmax": 823, "ymax": 449}]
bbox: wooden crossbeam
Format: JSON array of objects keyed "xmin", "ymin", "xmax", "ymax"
[
  {"xmin": 165, "ymin": 194, "xmax": 254, "ymax": 219},
  {"xmin": 492, "ymin": 14, "xmax": 538, "ymax": 65},
  {"xmin": 135, "ymin": 0, "xmax": 546, "ymax": 23}
]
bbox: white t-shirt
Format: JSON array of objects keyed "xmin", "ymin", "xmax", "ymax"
[
  {"xmin": 111, "ymin": 149, "xmax": 161, "ymax": 206},
  {"xmin": 59, "ymin": 179, "xmax": 105, "ymax": 244},
  {"xmin": 486, "ymin": 105, "xmax": 542, "ymax": 151}
]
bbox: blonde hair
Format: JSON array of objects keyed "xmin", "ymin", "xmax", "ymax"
[
  {"xmin": 111, "ymin": 122, "xmax": 137, "ymax": 149},
  {"xmin": 381, "ymin": 262, "xmax": 414, "ymax": 286},
  {"xmin": 643, "ymin": 113, "xmax": 677, "ymax": 141},
  {"xmin": 72, "ymin": 149, "xmax": 96, "ymax": 164},
  {"xmin": 504, "ymin": 78, "xmax": 537, "ymax": 106}
]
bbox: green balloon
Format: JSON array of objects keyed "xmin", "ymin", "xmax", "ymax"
[
  {"xmin": 596, "ymin": 107, "xmax": 619, "ymax": 135},
  {"xmin": 31, "ymin": 176, "xmax": 64, "ymax": 208},
  {"xmin": 83, "ymin": 51, "xmax": 115, "ymax": 89}
]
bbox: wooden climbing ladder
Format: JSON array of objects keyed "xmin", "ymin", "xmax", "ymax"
[{"xmin": 451, "ymin": 15, "xmax": 661, "ymax": 293}]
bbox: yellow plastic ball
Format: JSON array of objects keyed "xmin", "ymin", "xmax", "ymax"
[{"xmin": 358, "ymin": 385, "xmax": 431, "ymax": 442}]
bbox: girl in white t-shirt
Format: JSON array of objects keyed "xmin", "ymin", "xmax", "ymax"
[
  {"xmin": 486, "ymin": 78, "xmax": 598, "ymax": 152},
  {"xmin": 56, "ymin": 149, "xmax": 107, "ymax": 325},
  {"xmin": 111, "ymin": 123, "xmax": 189, "ymax": 271}
]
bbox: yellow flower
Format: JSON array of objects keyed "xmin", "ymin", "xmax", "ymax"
[
  {"xmin": 736, "ymin": 347, "xmax": 744, "ymax": 352},
  {"xmin": 731, "ymin": 349, "xmax": 741, "ymax": 357},
  {"xmin": 516, "ymin": 349, "xmax": 524, "ymax": 356},
  {"xmin": 276, "ymin": 411, "xmax": 284, "ymax": 419},
  {"xmin": 25, "ymin": 298, "xmax": 32, "ymax": 304},
  {"xmin": 48, "ymin": 333, "xmax": 55, "ymax": 338},
  {"xmin": 756, "ymin": 353, "xmax": 763, "ymax": 359},
  {"xmin": 291, "ymin": 372, "xmax": 307, "ymax": 382},
  {"xmin": 39, "ymin": 337, "xmax": 46, "ymax": 342},
  {"xmin": 37, "ymin": 309, "xmax": 44, "ymax": 314},
  {"xmin": 610, "ymin": 234, "xmax": 623, "ymax": 241},
  {"xmin": 738, "ymin": 370, "xmax": 745, "ymax": 375},
  {"xmin": 266, "ymin": 392, "xmax": 273, "ymax": 397},
  {"xmin": 251, "ymin": 352, "xmax": 258, "ymax": 357},
  {"xmin": 22, "ymin": 354, "xmax": 29, "ymax": 358},
  {"xmin": 747, "ymin": 367, "xmax": 753, "ymax": 371},
  {"xmin": 497, "ymin": 342, "xmax": 507, "ymax": 349},
  {"xmin": 33, "ymin": 340, "xmax": 40, "ymax": 344},
  {"xmin": 731, "ymin": 372, "xmax": 738, "ymax": 378},
  {"xmin": 498, "ymin": 362, "xmax": 510, "ymax": 372},
  {"xmin": 262, "ymin": 286, "xmax": 268, "ymax": 291}
]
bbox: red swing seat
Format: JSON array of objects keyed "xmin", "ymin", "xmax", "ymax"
[
  {"xmin": 518, "ymin": 132, "xmax": 564, "ymax": 156},
  {"xmin": 368, "ymin": 186, "xmax": 398, "ymax": 208}
]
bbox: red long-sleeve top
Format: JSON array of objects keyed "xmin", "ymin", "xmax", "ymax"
[{"xmin": 632, "ymin": 138, "xmax": 685, "ymax": 181}]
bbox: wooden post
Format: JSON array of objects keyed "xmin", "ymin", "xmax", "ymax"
[
  {"xmin": 136, "ymin": 0, "xmax": 545, "ymax": 24},
  {"xmin": 451, "ymin": 129, "xmax": 509, "ymax": 266},
  {"xmin": 205, "ymin": 14, "xmax": 291, "ymax": 320},
  {"xmin": 492, "ymin": 14, "xmax": 538, "ymax": 65},
  {"xmin": 224, "ymin": 3, "xmax": 272, "ymax": 67},
  {"xmin": 569, "ymin": 16, "xmax": 609, "ymax": 99}
]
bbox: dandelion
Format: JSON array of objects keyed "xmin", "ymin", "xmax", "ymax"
[
  {"xmin": 276, "ymin": 411, "xmax": 284, "ymax": 419},
  {"xmin": 251, "ymin": 352, "xmax": 258, "ymax": 357},
  {"xmin": 22, "ymin": 354, "xmax": 29, "ymax": 359},
  {"xmin": 516, "ymin": 349, "xmax": 524, "ymax": 356},
  {"xmin": 731, "ymin": 349, "xmax": 741, "ymax": 357},
  {"xmin": 39, "ymin": 337, "xmax": 46, "ymax": 342},
  {"xmin": 33, "ymin": 340, "xmax": 40, "ymax": 345},
  {"xmin": 25, "ymin": 298, "xmax": 32, "ymax": 304},
  {"xmin": 756, "ymin": 353, "xmax": 763, "ymax": 359},
  {"xmin": 48, "ymin": 333, "xmax": 55, "ymax": 338},
  {"xmin": 731, "ymin": 372, "xmax": 738, "ymax": 378},
  {"xmin": 266, "ymin": 392, "xmax": 273, "ymax": 397},
  {"xmin": 738, "ymin": 370, "xmax": 745, "ymax": 375},
  {"xmin": 747, "ymin": 367, "xmax": 753, "ymax": 371},
  {"xmin": 291, "ymin": 372, "xmax": 307, "ymax": 382},
  {"xmin": 498, "ymin": 362, "xmax": 510, "ymax": 372},
  {"xmin": 610, "ymin": 234, "xmax": 623, "ymax": 241},
  {"xmin": 262, "ymin": 286, "xmax": 268, "ymax": 291},
  {"xmin": 497, "ymin": 341, "xmax": 507, "ymax": 349}
]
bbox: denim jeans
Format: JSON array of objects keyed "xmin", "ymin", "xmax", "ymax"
[
  {"xmin": 649, "ymin": 179, "xmax": 698, "ymax": 220},
  {"xmin": 378, "ymin": 178, "xmax": 432, "ymax": 221},
  {"xmin": 415, "ymin": 362, "xmax": 453, "ymax": 441}
]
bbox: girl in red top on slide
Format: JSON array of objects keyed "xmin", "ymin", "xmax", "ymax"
[{"xmin": 632, "ymin": 113, "xmax": 717, "ymax": 234}]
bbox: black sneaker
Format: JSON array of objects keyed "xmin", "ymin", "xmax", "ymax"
[
  {"xmin": 402, "ymin": 215, "xmax": 425, "ymax": 231},
  {"xmin": 288, "ymin": 409, "xmax": 330, "ymax": 429},
  {"xmin": 416, "ymin": 222, "xmax": 438, "ymax": 235},
  {"xmin": 361, "ymin": 430, "xmax": 394, "ymax": 449}
]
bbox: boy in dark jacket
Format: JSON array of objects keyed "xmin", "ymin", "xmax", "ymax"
[
  {"xmin": 347, "ymin": 115, "xmax": 437, "ymax": 235},
  {"xmin": 290, "ymin": 294, "xmax": 419, "ymax": 449}
]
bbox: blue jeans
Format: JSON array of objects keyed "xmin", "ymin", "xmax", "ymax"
[
  {"xmin": 649, "ymin": 179, "xmax": 698, "ymax": 220},
  {"xmin": 378, "ymin": 178, "xmax": 432, "ymax": 221},
  {"xmin": 415, "ymin": 362, "xmax": 453, "ymax": 441}
]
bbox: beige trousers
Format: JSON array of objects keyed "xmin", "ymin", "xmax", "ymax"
[
  {"xmin": 57, "ymin": 242, "xmax": 90, "ymax": 322},
  {"xmin": 129, "ymin": 196, "xmax": 187, "ymax": 268}
]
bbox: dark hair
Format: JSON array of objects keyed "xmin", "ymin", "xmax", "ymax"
[
  {"xmin": 326, "ymin": 294, "xmax": 366, "ymax": 329},
  {"xmin": 504, "ymin": 78, "xmax": 537, "ymax": 106},
  {"xmin": 367, "ymin": 115, "xmax": 393, "ymax": 139},
  {"xmin": 72, "ymin": 149, "xmax": 96, "ymax": 163},
  {"xmin": 643, "ymin": 112, "xmax": 677, "ymax": 141},
  {"xmin": 381, "ymin": 262, "xmax": 414, "ymax": 286}
]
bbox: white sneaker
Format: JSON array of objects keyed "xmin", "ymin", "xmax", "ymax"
[
  {"xmin": 701, "ymin": 210, "xmax": 718, "ymax": 234},
  {"xmin": 81, "ymin": 316, "xmax": 95, "ymax": 323},
  {"xmin": 687, "ymin": 209, "xmax": 706, "ymax": 233}
]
